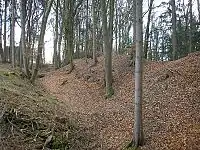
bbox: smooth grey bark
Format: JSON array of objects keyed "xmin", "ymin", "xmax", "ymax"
[
  {"xmin": 183, "ymin": 3, "xmax": 189, "ymax": 52},
  {"xmin": 171, "ymin": 0, "xmax": 177, "ymax": 60},
  {"xmin": 0, "ymin": 0, "xmax": 3, "ymax": 62},
  {"xmin": 26, "ymin": 0, "xmax": 33, "ymax": 69},
  {"xmin": 144, "ymin": 0, "xmax": 154, "ymax": 59},
  {"xmin": 3, "ymin": 0, "xmax": 7, "ymax": 62},
  {"xmin": 77, "ymin": 23, "xmax": 80, "ymax": 58},
  {"xmin": 189, "ymin": 0, "xmax": 193, "ymax": 53},
  {"xmin": 148, "ymin": 29, "xmax": 152, "ymax": 60},
  {"xmin": 75, "ymin": 22, "xmax": 79, "ymax": 59},
  {"xmin": 11, "ymin": 0, "xmax": 15, "ymax": 67},
  {"xmin": 115, "ymin": 0, "xmax": 118, "ymax": 54},
  {"xmin": 65, "ymin": 0, "xmax": 74, "ymax": 73},
  {"xmin": 197, "ymin": 0, "xmax": 200, "ymax": 21},
  {"xmin": 20, "ymin": 0, "xmax": 30, "ymax": 77},
  {"xmin": 53, "ymin": 0, "xmax": 59, "ymax": 69},
  {"xmin": 85, "ymin": 0, "xmax": 89, "ymax": 62},
  {"xmin": 101, "ymin": 0, "xmax": 115, "ymax": 97},
  {"xmin": 133, "ymin": 0, "xmax": 144, "ymax": 147},
  {"xmin": 30, "ymin": 0, "xmax": 54, "ymax": 83},
  {"xmin": 133, "ymin": 0, "xmax": 136, "ymax": 44},
  {"xmin": 154, "ymin": 30, "xmax": 159, "ymax": 60},
  {"xmin": 161, "ymin": 30, "xmax": 165, "ymax": 61},
  {"xmin": 118, "ymin": 15, "xmax": 121, "ymax": 54},
  {"xmin": 30, "ymin": 38, "xmax": 35, "ymax": 70},
  {"xmin": 57, "ymin": 20, "xmax": 63, "ymax": 68},
  {"xmin": 62, "ymin": 0, "xmax": 68, "ymax": 66},
  {"xmin": 92, "ymin": 0, "xmax": 98, "ymax": 64},
  {"xmin": 42, "ymin": 44, "xmax": 45, "ymax": 64},
  {"xmin": 57, "ymin": 1, "xmax": 63, "ymax": 68},
  {"xmin": 128, "ymin": 0, "xmax": 136, "ymax": 62}
]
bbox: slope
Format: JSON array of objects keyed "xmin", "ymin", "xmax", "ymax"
[
  {"xmin": 41, "ymin": 53, "xmax": 200, "ymax": 150},
  {"xmin": 0, "ymin": 65, "xmax": 91, "ymax": 150}
]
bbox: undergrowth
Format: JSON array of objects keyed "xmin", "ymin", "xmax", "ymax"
[{"xmin": 0, "ymin": 68, "xmax": 78, "ymax": 150}]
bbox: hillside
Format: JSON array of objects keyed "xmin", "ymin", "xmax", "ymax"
[
  {"xmin": 0, "ymin": 65, "xmax": 92, "ymax": 150},
  {"xmin": 0, "ymin": 53, "xmax": 199, "ymax": 150},
  {"xmin": 41, "ymin": 53, "xmax": 200, "ymax": 150}
]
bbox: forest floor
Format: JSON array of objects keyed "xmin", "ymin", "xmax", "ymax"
[
  {"xmin": 0, "ymin": 64, "xmax": 94, "ymax": 150},
  {"xmin": 41, "ymin": 52, "xmax": 200, "ymax": 150}
]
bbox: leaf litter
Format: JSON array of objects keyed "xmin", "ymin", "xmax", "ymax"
[{"xmin": 41, "ymin": 52, "xmax": 200, "ymax": 150}]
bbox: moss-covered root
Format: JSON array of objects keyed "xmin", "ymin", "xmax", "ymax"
[
  {"xmin": 105, "ymin": 86, "xmax": 114, "ymax": 99},
  {"xmin": 123, "ymin": 140, "xmax": 141, "ymax": 150}
]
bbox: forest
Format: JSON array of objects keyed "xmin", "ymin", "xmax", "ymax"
[{"xmin": 0, "ymin": 0, "xmax": 200, "ymax": 150}]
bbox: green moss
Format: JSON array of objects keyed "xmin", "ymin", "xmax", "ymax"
[
  {"xmin": 122, "ymin": 140, "xmax": 141, "ymax": 150},
  {"xmin": 51, "ymin": 134, "xmax": 69, "ymax": 149},
  {"xmin": 105, "ymin": 86, "xmax": 114, "ymax": 99},
  {"xmin": 124, "ymin": 148, "xmax": 139, "ymax": 150},
  {"xmin": 44, "ymin": 95, "xmax": 58, "ymax": 104}
]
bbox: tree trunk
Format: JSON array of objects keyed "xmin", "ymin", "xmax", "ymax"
[
  {"xmin": 30, "ymin": 39, "xmax": 35, "ymax": 70},
  {"xmin": 154, "ymin": 30, "xmax": 159, "ymax": 60},
  {"xmin": 85, "ymin": 0, "xmax": 89, "ymax": 62},
  {"xmin": 25, "ymin": 0, "xmax": 33, "ymax": 69},
  {"xmin": 143, "ymin": 0, "xmax": 154, "ymax": 59},
  {"xmin": 189, "ymin": 0, "xmax": 193, "ymax": 53},
  {"xmin": 115, "ymin": 0, "xmax": 118, "ymax": 54},
  {"xmin": 92, "ymin": 0, "xmax": 98, "ymax": 65},
  {"xmin": 171, "ymin": 0, "xmax": 177, "ymax": 60},
  {"xmin": 20, "ymin": 0, "xmax": 30, "ymax": 78},
  {"xmin": 57, "ymin": 20, "xmax": 63, "ymax": 68},
  {"xmin": 130, "ymin": 0, "xmax": 136, "ymax": 62},
  {"xmin": 30, "ymin": 0, "xmax": 54, "ymax": 83},
  {"xmin": 3, "ymin": 0, "xmax": 7, "ymax": 62},
  {"xmin": 0, "ymin": 0, "xmax": 3, "ymax": 62},
  {"xmin": 66, "ymin": 0, "xmax": 74, "ymax": 73},
  {"xmin": 53, "ymin": 0, "xmax": 59, "ymax": 69},
  {"xmin": 133, "ymin": 0, "xmax": 136, "ymax": 44},
  {"xmin": 184, "ymin": 4, "xmax": 189, "ymax": 54},
  {"xmin": 133, "ymin": 0, "xmax": 144, "ymax": 148},
  {"xmin": 118, "ymin": 19, "xmax": 121, "ymax": 54},
  {"xmin": 148, "ymin": 29, "xmax": 153, "ymax": 60},
  {"xmin": 197, "ymin": 0, "xmax": 200, "ymax": 21},
  {"xmin": 11, "ymin": 0, "xmax": 15, "ymax": 67},
  {"xmin": 62, "ymin": 0, "xmax": 68, "ymax": 66},
  {"xmin": 75, "ymin": 18, "xmax": 80, "ymax": 59},
  {"xmin": 101, "ymin": 0, "xmax": 114, "ymax": 97}
]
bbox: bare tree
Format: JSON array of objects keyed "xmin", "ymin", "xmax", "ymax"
[
  {"xmin": 144, "ymin": 0, "xmax": 154, "ymax": 59},
  {"xmin": 85, "ymin": 0, "xmax": 89, "ymax": 62},
  {"xmin": 197, "ymin": 0, "xmax": 200, "ymax": 21},
  {"xmin": 3, "ymin": 0, "xmax": 7, "ymax": 62},
  {"xmin": 101, "ymin": 0, "xmax": 115, "ymax": 97},
  {"xmin": 92, "ymin": 0, "xmax": 98, "ymax": 65},
  {"xmin": 189, "ymin": 0, "xmax": 193, "ymax": 53},
  {"xmin": 11, "ymin": 0, "xmax": 15, "ymax": 67},
  {"xmin": 115, "ymin": 0, "xmax": 118, "ymax": 54},
  {"xmin": 53, "ymin": 0, "xmax": 59, "ymax": 69},
  {"xmin": 132, "ymin": 0, "xmax": 136, "ymax": 63},
  {"xmin": 30, "ymin": 0, "xmax": 54, "ymax": 83},
  {"xmin": 133, "ymin": 0, "xmax": 144, "ymax": 148},
  {"xmin": 20, "ymin": 0, "xmax": 30, "ymax": 77},
  {"xmin": 65, "ymin": 0, "xmax": 74, "ymax": 73},
  {"xmin": 57, "ymin": 0, "xmax": 63, "ymax": 68},
  {"xmin": 171, "ymin": 0, "xmax": 177, "ymax": 60},
  {"xmin": 0, "ymin": 0, "xmax": 3, "ymax": 62}
]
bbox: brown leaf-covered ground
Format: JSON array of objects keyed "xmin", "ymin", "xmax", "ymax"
[{"xmin": 41, "ymin": 53, "xmax": 200, "ymax": 150}]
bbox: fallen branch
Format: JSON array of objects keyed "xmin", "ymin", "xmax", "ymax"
[
  {"xmin": 0, "ymin": 86, "xmax": 37, "ymax": 102},
  {"xmin": 42, "ymin": 134, "xmax": 53, "ymax": 150},
  {"xmin": 0, "ymin": 105, "xmax": 6, "ymax": 122},
  {"xmin": 60, "ymin": 79, "xmax": 68, "ymax": 86}
]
